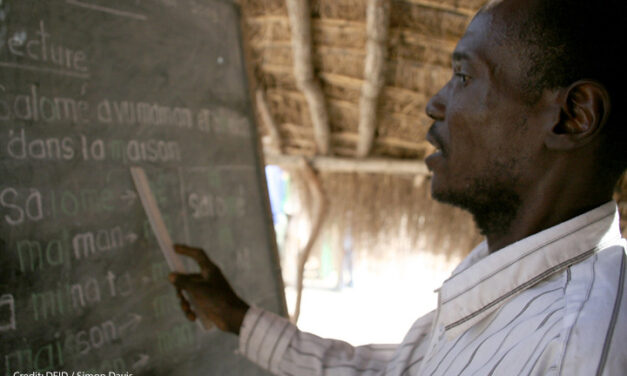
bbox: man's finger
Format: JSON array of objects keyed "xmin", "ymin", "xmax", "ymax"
[
  {"xmin": 185, "ymin": 310, "xmax": 196, "ymax": 321},
  {"xmin": 174, "ymin": 244, "xmax": 208, "ymax": 260},
  {"xmin": 175, "ymin": 288, "xmax": 197, "ymax": 321},
  {"xmin": 168, "ymin": 272, "xmax": 203, "ymax": 290},
  {"xmin": 174, "ymin": 244, "xmax": 218, "ymax": 277}
]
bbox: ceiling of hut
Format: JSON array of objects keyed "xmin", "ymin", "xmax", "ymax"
[{"xmin": 239, "ymin": 0, "xmax": 485, "ymax": 160}]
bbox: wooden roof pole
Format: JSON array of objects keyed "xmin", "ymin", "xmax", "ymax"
[
  {"xmin": 285, "ymin": 0, "xmax": 331, "ymax": 155},
  {"xmin": 292, "ymin": 160, "xmax": 328, "ymax": 323},
  {"xmin": 265, "ymin": 153, "xmax": 430, "ymax": 176},
  {"xmin": 357, "ymin": 0, "xmax": 391, "ymax": 158},
  {"xmin": 403, "ymin": 0, "xmax": 475, "ymax": 17},
  {"xmin": 256, "ymin": 88, "xmax": 283, "ymax": 153}
]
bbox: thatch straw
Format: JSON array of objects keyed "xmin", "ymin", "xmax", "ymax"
[
  {"xmin": 239, "ymin": 0, "xmax": 287, "ymax": 17},
  {"xmin": 311, "ymin": 0, "xmax": 368, "ymax": 21},
  {"xmin": 390, "ymin": 1, "xmax": 470, "ymax": 40},
  {"xmin": 285, "ymin": 172, "xmax": 483, "ymax": 270}
]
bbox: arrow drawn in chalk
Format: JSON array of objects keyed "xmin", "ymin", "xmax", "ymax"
[
  {"xmin": 118, "ymin": 313, "xmax": 142, "ymax": 333},
  {"xmin": 132, "ymin": 353, "xmax": 150, "ymax": 369},
  {"xmin": 121, "ymin": 190, "xmax": 138, "ymax": 206}
]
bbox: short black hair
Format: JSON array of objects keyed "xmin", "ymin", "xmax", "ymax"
[{"xmin": 503, "ymin": 0, "xmax": 627, "ymax": 177}]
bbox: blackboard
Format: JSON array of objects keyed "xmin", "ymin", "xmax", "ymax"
[{"xmin": 0, "ymin": 0, "xmax": 287, "ymax": 375}]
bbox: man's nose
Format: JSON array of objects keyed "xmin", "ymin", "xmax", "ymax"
[{"xmin": 426, "ymin": 90, "xmax": 446, "ymax": 121}]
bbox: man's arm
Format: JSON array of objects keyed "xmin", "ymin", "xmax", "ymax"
[
  {"xmin": 239, "ymin": 306, "xmax": 396, "ymax": 375},
  {"xmin": 168, "ymin": 244, "xmax": 398, "ymax": 375}
]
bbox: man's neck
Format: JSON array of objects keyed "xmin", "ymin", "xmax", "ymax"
[{"xmin": 484, "ymin": 175, "xmax": 614, "ymax": 253}]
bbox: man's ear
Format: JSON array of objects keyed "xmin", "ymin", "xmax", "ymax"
[{"xmin": 545, "ymin": 80, "xmax": 611, "ymax": 151}]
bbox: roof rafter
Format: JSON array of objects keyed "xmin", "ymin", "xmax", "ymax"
[
  {"xmin": 255, "ymin": 88, "xmax": 283, "ymax": 153},
  {"xmin": 286, "ymin": 0, "xmax": 331, "ymax": 155},
  {"xmin": 265, "ymin": 153, "xmax": 429, "ymax": 175},
  {"xmin": 357, "ymin": 0, "xmax": 391, "ymax": 158}
]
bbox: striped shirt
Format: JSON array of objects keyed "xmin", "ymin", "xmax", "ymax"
[{"xmin": 239, "ymin": 202, "xmax": 627, "ymax": 375}]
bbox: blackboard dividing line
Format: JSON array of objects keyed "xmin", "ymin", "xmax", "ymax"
[
  {"xmin": 177, "ymin": 167, "xmax": 192, "ymax": 245},
  {"xmin": 0, "ymin": 61, "xmax": 90, "ymax": 79},
  {"xmin": 130, "ymin": 167, "xmax": 213, "ymax": 331},
  {"xmin": 65, "ymin": 0, "xmax": 147, "ymax": 21}
]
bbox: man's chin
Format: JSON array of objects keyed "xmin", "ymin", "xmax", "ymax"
[
  {"xmin": 428, "ymin": 174, "xmax": 451, "ymax": 204},
  {"xmin": 431, "ymin": 188, "xmax": 462, "ymax": 209},
  {"xmin": 429, "ymin": 178, "xmax": 477, "ymax": 212},
  {"xmin": 429, "ymin": 177, "xmax": 522, "ymax": 237}
]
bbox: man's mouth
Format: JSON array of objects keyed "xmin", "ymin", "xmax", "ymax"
[
  {"xmin": 424, "ymin": 124, "xmax": 447, "ymax": 172},
  {"xmin": 426, "ymin": 126, "xmax": 446, "ymax": 157}
]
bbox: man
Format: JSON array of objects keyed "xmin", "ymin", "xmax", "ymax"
[{"xmin": 169, "ymin": 0, "xmax": 627, "ymax": 374}]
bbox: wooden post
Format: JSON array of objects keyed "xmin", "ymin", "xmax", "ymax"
[
  {"xmin": 285, "ymin": 0, "xmax": 331, "ymax": 155},
  {"xmin": 292, "ymin": 159, "xmax": 328, "ymax": 323},
  {"xmin": 357, "ymin": 0, "xmax": 391, "ymax": 158},
  {"xmin": 256, "ymin": 88, "xmax": 283, "ymax": 153},
  {"xmin": 265, "ymin": 153, "xmax": 430, "ymax": 175}
]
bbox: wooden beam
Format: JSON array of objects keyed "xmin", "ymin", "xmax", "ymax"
[
  {"xmin": 292, "ymin": 160, "xmax": 328, "ymax": 323},
  {"xmin": 285, "ymin": 0, "xmax": 331, "ymax": 155},
  {"xmin": 357, "ymin": 0, "xmax": 391, "ymax": 158},
  {"xmin": 264, "ymin": 153, "xmax": 430, "ymax": 175},
  {"xmin": 401, "ymin": 0, "xmax": 476, "ymax": 17},
  {"xmin": 255, "ymin": 89, "xmax": 283, "ymax": 153},
  {"xmin": 279, "ymin": 123, "xmax": 428, "ymax": 151}
]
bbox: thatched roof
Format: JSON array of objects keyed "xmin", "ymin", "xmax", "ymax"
[{"xmin": 241, "ymin": 0, "xmax": 481, "ymax": 160}]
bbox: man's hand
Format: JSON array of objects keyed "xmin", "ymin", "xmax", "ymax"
[{"xmin": 168, "ymin": 244, "xmax": 250, "ymax": 335}]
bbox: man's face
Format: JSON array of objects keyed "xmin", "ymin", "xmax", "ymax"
[{"xmin": 424, "ymin": 8, "xmax": 549, "ymax": 234}]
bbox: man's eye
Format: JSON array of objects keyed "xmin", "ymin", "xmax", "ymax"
[{"xmin": 455, "ymin": 73, "xmax": 470, "ymax": 85}]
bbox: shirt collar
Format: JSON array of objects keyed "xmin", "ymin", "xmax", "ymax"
[{"xmin": 438, "ymin": 201, "xmax": 623, "ymax": 339}]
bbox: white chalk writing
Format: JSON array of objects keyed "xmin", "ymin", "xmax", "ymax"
[
  {"xmin": 1, "ymin": 20, "xmax": 89, "ymax": 78},
  {"xmin": 0, "ymin": 294, "xmax": 16, "ymax": 332}
]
